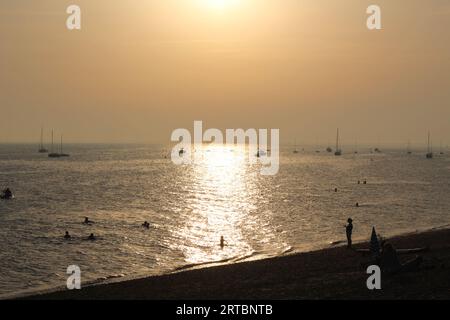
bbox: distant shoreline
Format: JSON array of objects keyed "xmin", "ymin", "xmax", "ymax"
[{"xmin": 19, "ymin": 227, "xmax": 450, "ymax": 300}]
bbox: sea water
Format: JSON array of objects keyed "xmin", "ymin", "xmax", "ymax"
[{"xmin": 0, "ymin": 143, "xmax": 449, "ymax": 297}]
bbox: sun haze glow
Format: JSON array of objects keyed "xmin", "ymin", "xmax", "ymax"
[{"xmin": 201, "ymin": 0, "xmax": 240, "ymax": 11}]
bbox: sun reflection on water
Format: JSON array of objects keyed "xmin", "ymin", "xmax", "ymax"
[{"xmin": 173, "ymin": 144, "xmax": 258, "ymax": 264}]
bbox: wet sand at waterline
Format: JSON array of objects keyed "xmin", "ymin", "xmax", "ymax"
[{"xmin": 25, "ymin": 228, "xmax": 450, "ymax": 300}]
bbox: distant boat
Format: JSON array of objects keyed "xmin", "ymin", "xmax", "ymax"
[
  {"xmin": 293, "ymin": 139, "xmax": 299, "ymax": 154},
  {"xmin": 426, "ymin": 131, "xmax": 433, "ymax": 159},
  {"xmin": 439, "ymin": 141, "xmax": 444, "ymax": 155},
  {"xmin": 59, "ymin": 135, "xmax": 70, "ymax": 157},
  {"xmin": 38, "ymin": 127, "xmax": 48, "ymax": 153},
  {"xmin": 48, "ymin": 130, "xmax": 61, "ymax": 158},
  {"xmin": 407, "ymin": 140, "xmax": 412, "ymax": 155},
  {"xmin": 334, "ymin": 129, "xmax": 342, "ymax": 156}
]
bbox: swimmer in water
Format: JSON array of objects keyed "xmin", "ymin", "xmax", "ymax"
[
  {"xmin": 142, "ymin": 221, "xmax": 150, "ymax": 229},
  {"xmin": 88, "ymin": 233, "xmax": 96, "ymax": 241},
  {"xmin": 220, "ymin": 236, "xmax": 227, "ymax": 249},
  {"xmin": 83, "ymin": 217, "xmax": 94, "ymax": 224},
  {"xmin": 64, "ymin": 231, "xmax": 71, "ymax": 239}
]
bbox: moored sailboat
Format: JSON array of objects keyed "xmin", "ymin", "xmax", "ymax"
[
  {"xmin": 38, "ymin": 127, "xmax": 48, "ymax": 153},
  {"xmin": 59, "ymin": 135, "xmax": 70, "ymax": 157},
  {"xmin": 48, "ymin": 130, "xmax": 61, "ymax": 158},
  {"xmin": 334, "ymin": 129, "xmax": 342, "ymax": 156},
  {"xmin": 426, "ymin": 131, "xmax": 433, "ymax": 159}
]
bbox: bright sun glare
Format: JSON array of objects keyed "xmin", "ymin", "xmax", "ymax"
[{"xmin": 202, "ymin": 0, "xmax": 240, "ymax": 10}]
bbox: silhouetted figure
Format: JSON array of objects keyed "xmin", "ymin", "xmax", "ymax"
[
  {"xmin": 88, "ymin": 233, "xmax": 96, "ymax": 241},
  {"xmin": 142, "ymin": 221, "xmax": 150, "ymax": 229},
  {"xmin": 358, "ymin": 181, "xmax": 361, "ymax": 185},
  {"xmin": 363, "ymin": 180, "xmax": 367, "ymax": 185},
  {"xmin": 83, "ymin": 217, "xmax": 93, "ymax": 224},
  {"xmin": 346, "ymin": 218, "xmax": 353, "ymax": 248},
  {"xmin": 356, "ymin": 202, "xmax": 359, "ymax": 207},
  {"xmin": 334, "ymin": 188, "xmax": 338, "ymax": 192},
  {"xmin": 64, "ymin": 231, "xmax": 71, "ymax": 239},
  {"xmin": 220, "ymin": 236, "xmax": 225, "ymax": 249},
  {"xmin": 1, "ymin": 188, "xmax": 13, "ymax": 199}
]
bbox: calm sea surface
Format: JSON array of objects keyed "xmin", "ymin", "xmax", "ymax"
[{"xmin": 1, "ymin": 144, "xmax": 449, "ymax": 297}]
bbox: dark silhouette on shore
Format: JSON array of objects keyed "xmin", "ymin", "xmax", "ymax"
[
  {"xmin": 346, "ymin": 218, "xmax": 353, "ymax": 248},
  {"xmin": 378, "ymin": 242, "xmax": 423, "ymax": 275}
]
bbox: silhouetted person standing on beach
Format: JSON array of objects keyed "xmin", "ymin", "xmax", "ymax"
[
  {"xmin": 346, "ymin": 218, "xmax": 353, "ymax": 248},
  {"xmin": 220, "ymin": 236, "xmax": 225, "ymax": 249}
]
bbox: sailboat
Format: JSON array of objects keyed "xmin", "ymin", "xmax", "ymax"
[
  {"xmin": 334, "ymin": 129, "xmax": 342, "ymax": 156},
  {"xmin": 38, "ymin": 127, "xmax": 48, "ymax": 153},
  {"xmin": 426, "ymin": 131, "xmax": 433, "ymax": 159},
  {"xmin": 59, "ymin": 135, "xmax": 70, "ymax": 157},
  {"xmin": 293, "ymin": 139, "xmax": 299, "ymax": 154},
  {"xmin": 48, "ymin": 130, "xmax": 61, "ymax": 158}
]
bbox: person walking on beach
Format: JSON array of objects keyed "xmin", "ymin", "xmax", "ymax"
[{"xmin": 346, "ymin": 218, "xmax": 353, "ymax": 248}]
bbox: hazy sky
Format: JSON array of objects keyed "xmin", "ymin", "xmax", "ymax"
[{"xmin": 1, "ymin": 0, "xmax": 450, "ymax": 145}]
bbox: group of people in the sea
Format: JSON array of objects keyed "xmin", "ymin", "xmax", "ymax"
[
  {"xmin": 63, "ymin": 217, "xmax": 157, "ymax": 241},
  {"xmin": 63, "ymin": 216, "xmax": 228, "ymax": 249},
  {"xmin": 63, "ymin": 217, "xmax": 97, "ymax": 241},
  {"xmin": 64, "ymin": 230, "xmax": 96, "ymax": 241}
]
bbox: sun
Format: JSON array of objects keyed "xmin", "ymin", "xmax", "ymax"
[{"xmin": 201, "ymin": 0, "xmax": 240, "ymax": 11}]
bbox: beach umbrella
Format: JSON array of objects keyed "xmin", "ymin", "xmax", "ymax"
[{"xmin": 370, "ymin": 227, "xmax": 380, "ymax": 255}]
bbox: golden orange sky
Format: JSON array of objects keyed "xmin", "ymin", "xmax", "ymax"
[{"xmin": 1, "ymin": 0, "xmax": 450, "ymax": 145}]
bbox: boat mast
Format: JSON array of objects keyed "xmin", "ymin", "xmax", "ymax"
[
  {"xmin": 336, "ymin": 129, "xmax": 340, "ymax": 151},
  {"xmin": 40, "ymin": 127, "xmax": 43, "ymax": 149},
  {"xmin": 51, "ymin": 130, "xmax": 54, "ymax": 153}
]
